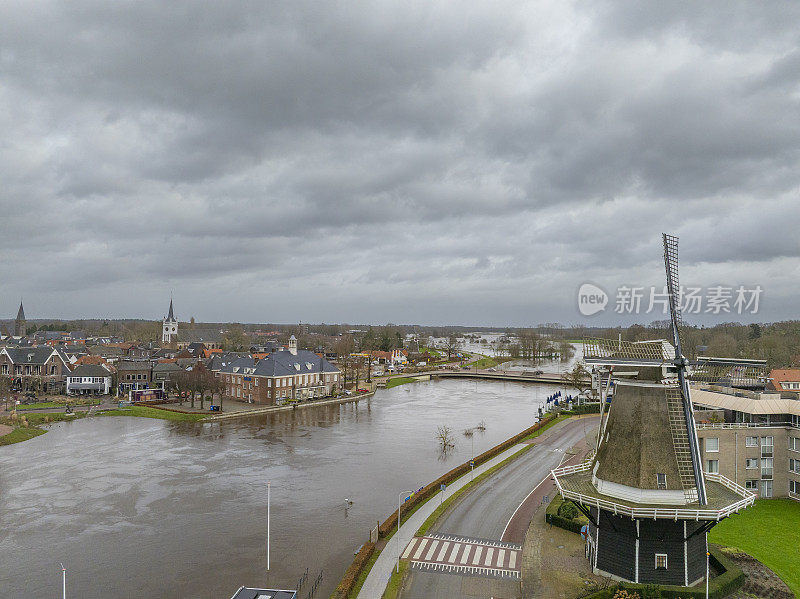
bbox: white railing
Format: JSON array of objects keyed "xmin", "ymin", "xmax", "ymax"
[
  {"xmin": 697, "ymin": 422, "xmax": 798, "ymax": 430},
  {"xmin": 551, "ymin": 465, "xmax": 755, "ymax": 521}
]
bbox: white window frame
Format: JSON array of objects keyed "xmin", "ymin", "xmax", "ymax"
[
  {"xmin": 746, "ymin": 458, "xmax": 759, "ymax": 469},
  {"xmin": 707, "ymin": 459, "xmax": 719, "ymax": 474},
  {"xmin": 655, "ymin": 554, "xmax": 668, "ymax": 570},
  {"xmin": 656, "ymin": 473, "xmax": 667, "ymax": 490},
  {"xmin": 706, "ymin": 438, "xmax": 719, "ymax": 453},
  {"xmin": 746, "ymin": 436, "xmax": 758, "ymax": 447}
]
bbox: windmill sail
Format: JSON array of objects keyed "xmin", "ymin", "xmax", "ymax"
[{"xmin": 662, "ymin": 234, "xmax": 707, "ymax": 506}]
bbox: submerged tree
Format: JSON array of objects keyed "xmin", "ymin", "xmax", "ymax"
[{"xmin": 435, "ymin": 425, "xmax": 455, "ymax": 450}]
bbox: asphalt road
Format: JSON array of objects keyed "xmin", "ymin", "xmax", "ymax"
[{"xmin": 400, "ymin": 416, "xmax": 599, "ymax": 599}]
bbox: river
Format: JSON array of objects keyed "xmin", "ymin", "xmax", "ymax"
[{"xmin": 0, "ymin": 378, "xmax": 562, "ymax": 598}]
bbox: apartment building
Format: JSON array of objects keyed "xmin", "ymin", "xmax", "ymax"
[
  {"xmin": 693, "ymin": 385, "xmax": 800, "ymax": 500},
  {"xmin": 218, "ymin": 340, "xmax": 340, "ymax": 405}
]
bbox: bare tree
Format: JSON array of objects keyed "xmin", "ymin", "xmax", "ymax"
[
  {"xmin": 561, "ymin": 363, "xmax": 592, "ymax": 397},
  {"xmin": 444, "ymin": 335, "xmax": 461, "ymax": 360},
  {"xmin": 435, "ymin": 425, "xmax": 455, "ymax": 450}
]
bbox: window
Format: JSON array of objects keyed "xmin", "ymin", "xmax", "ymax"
[
  {"xmin": 254, "ymin": 378, "xmax": 258, "ymax": 387},
  {"xmin": 706, "ymin": 438, "xmax": 719, "ymax": 452},
  {"xmin": 761, "ymin": 458, "xmax": 773, "ymax": 479},
  {"xmin": 790, "ymin": 458, "xmax": 800, "ymax": 474},
  {"xmin": 655, "ymin": 554, "xmax": 668, "ymax": 570},
  {"xmin": 790, "ymin": 437, "xmax": 800, "ymax": 452},
  {"xmin": 656, "ymin": 473, "xmax": 667, "ymax": 490},
  {"xmin": 707, "ymin": 460, "xmax": 719, "ymax": 474},
  {"xmin": 790, "ymin": 480, "xmax": 800, "ymax": 495},
  {"xmin": 746, "ymin": 458, "xmax": 759, "ymax": 469},
  {"xmin": 761, "ymin": 436, "xmax": 774, "ymax": 458},
  {"xmin": 745, "ymin": 479, "xmax": 758, "ymax": 490}
]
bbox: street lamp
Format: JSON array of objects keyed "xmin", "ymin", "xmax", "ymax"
[
  {"xmin": 397, "ymin": 490, "xmax": 415, "ymax": 573},
  {"xmin": 60, "ymin": 563, "xmax": 66, "ymax": 599}
]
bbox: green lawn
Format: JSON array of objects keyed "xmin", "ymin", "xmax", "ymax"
[
  {"xmin": 381, "ymin": 560, "xmax": 408, "ymax": 599},
  {"xmin": 0, "ymin": 427, "xmax": 47, "ymax": 446},
  {"xmin": 98, "ymin": 405, "xmax": 207, "ymax": 422},
  {"xmin": 16, "ymin": 399, "xmax": 99, "ymax": 410},
  {"xmin": 470, "ymin": 356, "xmax": 508, "ymax": 369},
  {"xmin": 709, "ymin": 498, "xmax": 800, "ymax": 596},
  {"xmin": 23, "ymin": 411, "xmax": 86, "ymax": 426},
  {"xmin": 386, "ymin": 377, "xmax": 418, "ymax": 389}
]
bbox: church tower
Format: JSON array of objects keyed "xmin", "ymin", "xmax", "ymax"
[
  {"xmin": 162, "ymin": 298, "xmax": 178, "ymax": 346},
  {"xmin": 14, "ymin": 301, "xmax": 26, "ymax": 337}
]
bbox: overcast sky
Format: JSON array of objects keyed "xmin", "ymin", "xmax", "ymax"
[{"xmin": 2, "ymin": 1, "xmax": 799, "ymax": 327}]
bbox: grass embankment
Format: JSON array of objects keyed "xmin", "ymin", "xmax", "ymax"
[
  {"xmin": 470, "ymin": 356, "xmax": 509, "ymax": 369},
  {"xmin": 709, "ymin": 498, "xmax": 800, "ymax": 596},
  {"xmin": 99, "ymin": 405, "xmax": 207, "ymax": 422},
  {"xmin": 385, "ymin": 377, "xmax": 419, "ymax": 389},
  {"xmin": 381, "ymin": 561, "xmax": 408, "ymax": 599},
  {"xmin": 0, "ymin": 427, "xmax": 46, "ymax": 446},
  {"xmin": 16, "ymin": 399, "xmax": 99, "ymax": 410}
]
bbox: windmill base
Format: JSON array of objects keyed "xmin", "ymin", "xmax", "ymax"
[{"xmin": 587, "ymin": 508, "xmax": 709, "ymax": 586}]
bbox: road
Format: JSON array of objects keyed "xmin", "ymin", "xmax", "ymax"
[{"xmin": 399, "ymin": 416, "xmax": 598, "ymax": 599}]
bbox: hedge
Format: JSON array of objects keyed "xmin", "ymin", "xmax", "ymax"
[
  {"xmin": 579, "ymin": 546, "xmax": 743, "ymax": 599},
  {"xmin": 545, "ymin": 496, "xmax": 587, "ymax": 534},
  {"xmin": 377, "ymin": 413, "xmax": 558, "ymax": 538},
  {"xmin": 330, "ymin": 541, "xmax": 376, "ymax": 599}
]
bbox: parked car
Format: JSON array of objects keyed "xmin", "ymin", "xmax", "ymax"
[
  {"xmin": 357, "ymin": 388, "xmax": 369, "ymax": 393},
  {"xmin": 487, "ymin": 367, "xmax": 497, "ymax": 372},
  {"xmin": 533, "ymin": 369, "xmax": 544, "ymax": 375}
]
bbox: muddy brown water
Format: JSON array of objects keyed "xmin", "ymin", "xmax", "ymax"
[{"xmin": 0, "ymin": 379, "xmax": 560, "ymax": 598}]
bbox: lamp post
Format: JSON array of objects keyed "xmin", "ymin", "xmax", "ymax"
[
  {"xmin": 706, "ymin": 550, "xmax": 710, "ymax": 599},
  {"xmin": 397, "ymin": 490, "xmax": 414, "ymax": 573},
  {"xmin": 60, "ymin": 563, "xmax": 66, "ymax": 599},
  {"xmin": 267, "ymin": 481, "xmax": 271, "ymax": 572}
]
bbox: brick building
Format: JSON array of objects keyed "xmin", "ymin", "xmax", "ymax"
[
  {"xmin": 0, "ymin": 346, "xmax": 71, "ymax": 393},
  {"xmin": 218, "ymin": 339, "xmax": 339, "ymax": 405}
]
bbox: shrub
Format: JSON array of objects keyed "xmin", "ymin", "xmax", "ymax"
[{"xmin": 558, "ymin": 500, "xmax": 579, "ymax": 520}]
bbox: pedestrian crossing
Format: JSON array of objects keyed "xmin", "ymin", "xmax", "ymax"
[{"xmin": 401, "ymin": 533, "xmax": 522, "ymax": 579}]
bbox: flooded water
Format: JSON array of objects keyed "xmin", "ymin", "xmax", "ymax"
[{"xmin": 0, "ymin": 378, "xmax": 561, "ymax": 598}]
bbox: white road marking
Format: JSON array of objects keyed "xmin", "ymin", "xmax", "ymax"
[
  {"xmin": 447, "ymin": 542, "xmax": 461, "ymax": 563},
  {"xmin": 508, "ymin": 551, "xmax": 517, "ymax": 569},
  {"xmin": 460, "ymin": 545, "xmax": 472, "ymax": 564},
  {"xmin": 472, "ymin": 545, "xmax": 483, "ymax": 565},
  {"xmin": 412, "ymin": 538, "xmax": 428, "ymax": 560},
  {"xmin": 435, "ymin": 541, "xmax": 450, "ymax": 562},
  {"xmin": 401, "ymin": 539, "xmax": 416, "ymax": 559},
  {"xmin": 496, "ymin": 549, "xmax": 505, "ymax": 567},
  {"xmin": 484, "ymin": 547, "xmax": 494, "ymax": 566},
  {"xmin": 424, "ymin": 540, "xmax": 440, "ymax": 561}
]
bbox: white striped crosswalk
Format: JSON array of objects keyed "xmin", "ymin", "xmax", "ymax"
[{"xmin": 401, "ymin": 533, "xmax": 522, "ymax": 580}]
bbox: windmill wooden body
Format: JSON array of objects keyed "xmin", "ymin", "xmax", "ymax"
[{"xmin": 552, "ymin": 235, "xmax": 759, "ymax": 586}]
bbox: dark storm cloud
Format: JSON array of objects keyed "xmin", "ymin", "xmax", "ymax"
[{"xmin": 1, "ymin": 0, "xmax": 799, "ymax": 325}]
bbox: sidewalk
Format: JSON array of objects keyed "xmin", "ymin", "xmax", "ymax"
[{"xmin": 355, "ymin": 417, "xmax": 576, "ymax": 599}]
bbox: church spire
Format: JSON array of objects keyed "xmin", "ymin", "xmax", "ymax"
[
  {"xmin": 16, "ymin": 300, "xmax": 25, "ymax": 322},
  {"xmin": 167, "ymin": 297, "xmax": 175, "ymax": 321}
]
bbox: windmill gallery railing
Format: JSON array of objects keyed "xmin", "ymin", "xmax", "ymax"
[{"xmin": 551, "ymin": 462, "xmax": 755, "ymax": 521}]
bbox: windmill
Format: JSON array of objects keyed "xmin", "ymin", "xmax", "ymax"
[{"xmin": 552, "ymin": 234, "xmax": 757, "ymax": 587}]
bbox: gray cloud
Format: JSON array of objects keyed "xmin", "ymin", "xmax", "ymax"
[{"xmin": 0, "ymin": 1, "xmax": 798, "ymax": 325}]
